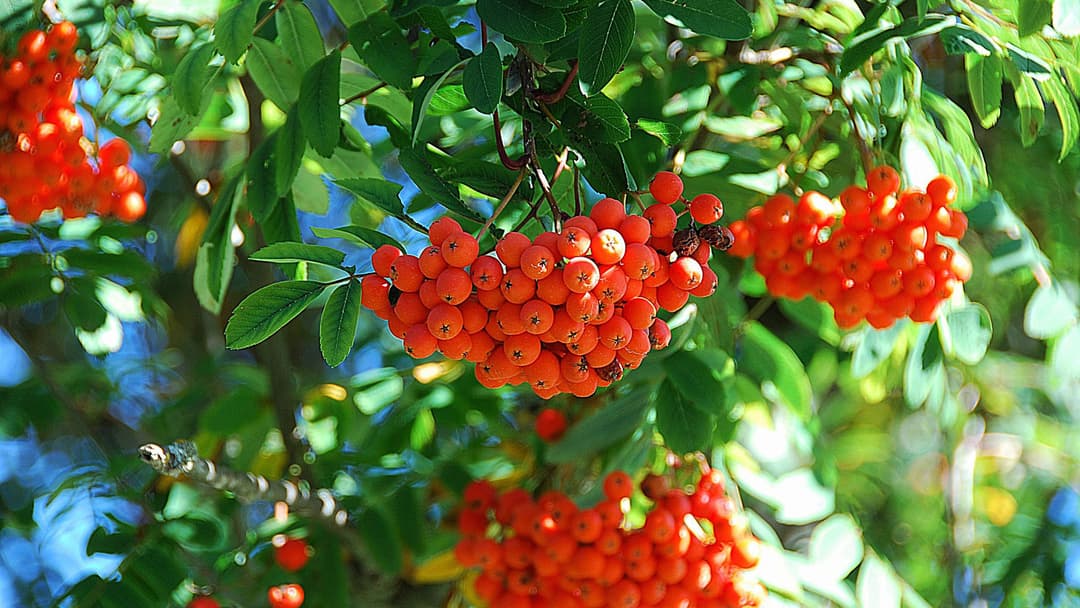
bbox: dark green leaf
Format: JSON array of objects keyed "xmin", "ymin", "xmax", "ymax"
[
  {"xmin": 245, "ymin": 134, "xmax": 277, "ymax": 223},
  {"xmin": 462, "ymin": 42, "xmax": 503, "ymax": 114},
  {"xmin": 578, "ymin": 0, "xmax": 635, "ymax": 95},
  {"xmin": 87, "ymin": 528, "xmax": 137, "ymax": 555},
  {"xmin": 364, "ymin": 104, "xmax": 411, "ymax": 148},
  {"xmin": 390, "ymin": 487, "xmax": 426, "ymax": 553},
  {"xmin": 215, "ymin": 0, "xmax": 259, "ymax": 63},
  {"xmin": 778, "ymin": 298, "xmax": 841, "ymax": 345},
  {"xmin": 358, "ymin": 507, "xmax": 403, "ymax": 574},
  {"xmin": 965, "ymin": 52, "xmax": 1003, "ymax": 128},
  {"xmin": 336, "ymin": 178, "xmax": 406, "ymax": 215},
  {"xmin": 635, "ymin": 119, "xmax": 683, "ymax": 145},
  {"xmin": 640, "ymin": 0, "xmax": 751, "ymax": 40},
  {"xmin": 329, "ymin": 0, "xmax": 386, "ymax": 26},
  {"xmin": 1007, "ymin": 45, "xmax": 1052, "ymax": 78},
  {"xmin": 475, "ymin": 0, "xmax": 567, "ymax": 43},
  {"xmin": 299, "ymin": 50, "xmax": 343, "ymax": 158},
  {"xmin": 655, "ymin": 378, "xmax": 716, "ymax": 454},
  {"xmin": 0, "ymin": 257, "xmax": 54, "ymax": 307},
  {"xmin": 398, "ymin": 149, "xmax": 483, "ymax": 221},
  {"xmin": 565, "ymin": 93, "xmax": 631, "ymax": 142},
  {"xmin": 195, "ymin": 173, "xmax": 242, "ymax": 313},
  {"xmin": 199, "ymin": 386, "xmax": 264, "ymax": 435},
  {"xmin": 944, "ymin": 304, "xmax": 992, "ymax": 365},
  {"xmin": 574, "ymin": 139, "xmax": 631, "ymax": 196},
  {"xmin": 442, "ymin": 160, "xmax": 532, "ymax": 200},
  {"xmin": 250, "ymin": 242, "xmax": 346, "ymax": 267},
  {"xmin": 662, "ymin": 349, "xmax": 733, "ymax": 414},
  {"xmin": 311, "ymin": 225, "xmax": 406, "ymax": 251},
  {"xmin": 173, "ymin": 42, "xmax": 217, "ymax": 115},
  {"xmin": 225, "ymin": 281, "xmax": 326, "ymax": 349},
  {"xmin": 412, "ymin": 58, "xmax": 470, "ymax": 144},
  {"xmin": 1039, "ymin": 75, "xmax": 1080, "ymax": 160},
  {"xmin": 320, "ymin": 278, "xmax": 362, "ymax": 366},
  {"xmin": 938, "ymin": 25, "xmax": 996, "ymax": 56},
  {"xmin": 61, "ymin": 249, "xmax": 155, "ymax": 281},
  {"xmin": 63, "ymin": 287, "xmax": 108, "ymax": 332},
  {"xmin": 917, "ymin": 0, "xmax": 929, "ymax": 21},
  {"xmin": 851, "ymin": 322, "xmax": 906, "ymax": 378},
  {"xmin": 263, "ymin": 193, "xmax": 305, "ymax": 246},
  {"xmin": 738, "ymin": 322, "xmax": 813, "ymax": 419},
  {"xmin": 1018, "ymin": 0, "xmax": 1053, "ymax": 36},
  {"xmin": 275, "ymin": 106, "xmax": 306, "ymax": 197},
  {"xmin": 277, "ymin": 1, "xmax": 325, "ymax": 71},
  {"xmin": 247, "ymin": 38, "xmax": 303, "ymax": 108},
  {"xmin": 349, "ymin": 13, "xmax": 417, "ymax": 90},
  {"xmin": 547, "ymin": 384, "xmax": 655, "ymax": 462},
  {"xmin": 839, "ymin": 15, "xmax": 951, "ymax": 75}
]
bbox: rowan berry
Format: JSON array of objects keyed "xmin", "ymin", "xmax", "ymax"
[
  {"xmin": 435, "ymin": 267, "xmax": 472, "ymax": 304},
  {"xmin": 389, "ymin": 255, "xmax": 423, "ymax": 291},
  {"xmin": 688, "ymin": 193, "xmax": 724, "ymax": 224},
  {"xmin": 591, "ymin": 229, "xmax": 626, "ymax": 265},
  {"xmin": 501, "ymin": 268, "xmax": 537, "ymax": 304},
  {"xmin": 428, "ymin": 216, "xmax": 463, "ymax": 246},
  {"xmin": 650, "ymin": 171, "xmax": 684, "ymax": 204},
  {"xmin": 418, "ymin": 245, "xmax": 448, "ymax": 279},
  {"xmin": 403, "ymin": 324, "xmax": 438, "ymax": 358},
  {"xmin": 619, "ymin": 214, "xmax": 652, "ymax": 244},
  {"xmin": 274, "ymin": 537, "xmax": 311, "ymax": 571},
  {"xmin": 564, "ymin": 215, "xmax": 598, "ymax": 234},
  {"xmin": 649, "ymin": 319, "xmax": 671, "ymax": 350},
  {"xmin": 644, "ymin": 203, "xmax": 678, "ymax": 237},
  {"xmin": 496, "ymin": 231, "xmax": 532, "ymax": 267},
  {"xmin": 113, "ymin": 192, "xmax": 146, "ymax": 223},
  {"xmin": 267, "ymin": 584, "xmax": 305, "ymax": 608},
  {"xmin": 520, "ymin": 244, "xmax": 556, "ymax": 280},
  {"xmin": 187, "ymin": 598, "xmax": 220, "ymax": 608},
  {"xmin": 558, "ymin": 226, "xmax": 592, "ymax": 258},
  {"xmin": 504, "ymin": 333, "xmax": 542, "ymax": 366},
  {"xmin": 867, "ymin": 164, "xmax": 901, "ymax": 198},
  {"xmin": 656, "ymin": 282, "xmax": 690, "ymax": 312},
  {"xmin": 442, "ymin": 232, "xmax": 479, "ymax": 267},
  {"xmin": 591, "ymin": 197, "xmax": 627, "ymax": 229},
  {"xmin": 926, "ymin": 174, "xmax": 957, "ymax": 207}
]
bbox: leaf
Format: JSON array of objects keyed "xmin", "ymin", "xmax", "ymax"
[
  {"xmin": 1039, "ymin": 76, "xmax": 1080, "ymax": 160},
  {"xmin": 851, "ymin": 322, "xmax": 906, "ymax": 378},
  {"xmin": 215, "ymin": 0, "xmax": 259, "ymax": 63},
  {"xmin": 547, "ymin": 384, "xmax": 655, "ymax": 462},
  {"xmin": 320, "ymin": 278, "xmax": 362, "ymax": 366},
  {"xmin": 349, "ymin": 13, "xmax": 417, "ymax": 90},
  {"xmin": 398, "ymin": 149, "xmax": 484, "ymax": 222},
  {"xmin": 938, "ymin": 25, "xmax": 995, "ymax": 56},
  {"xmin": 1025, "ymin": 282, "xmax": 1078, "ymax": 339},
  {"xmin": 245, "ymin": 134, "xmax": 277, "ymax": 223},
  {"xmin": 475, "ymin": 0, "xmax": 567, "ymax": 43},
  {"xmin": 311, "ymin": 225, "xmax": 406, "ymax": 250},
  {"xmin": 778, "ymin": 298, "xmax": 841, "ymax": 346},
  {"xmin": 250, "ymin": 242, "xmax": 346, "ymax": 267},
  {"xmin": 565, "ymin": 93, "xmax": 632, "ymax": 142},
  {"xmin": 904, "ymin": 323, "xmax": 945, "ymax": 408},
  {"xmin": 225, "ymin": 281, "xmax": 326, "ymax": 349},
  {"xmin": 857, "ymin": 555, "xmax": 901, "ymax": 608},
  {"xmin": 412, "ymin": 58, "xmax": 470, "ymax": 144},
  {"xmin": 462, "ymin": 42, "xmax": 503, "ymax": 114},
  {"xmin": 336, "ymin": 178, "xmax": 405, "ymax": 215},
  {"xmin": 839, "ymin": 15, "xmax": 952, "ymax": 75},
  {"xmin": 276, "ymin": 1, "xmax": 325, "ymax": 71},
  {"xmin": 299, "ymin": 51, "xmax": 342, "ymax": 158},
  {"xmin": 358, "ymin": 507, "xmax": 404, "ymax": 574},
  {"xmin": 1053, "ymin": 0, "xmax": 1080, "ymax": 36},
  {"xmin": 173, "ymin": 42, "xmax": 217, "ymax": 115},
  {"xmin": 739, "ymin": 322, "xmax": 813, "ymax": 419},
  {"xmin": 328, "ymin": 0, "xmax": 386, "ymax": 26},
  {"xmin": 921, "ymin": 89, "xmax": 989, "ymax": 184},
  {"xmin": 194, "ymin": 174, "xmax": 242, "ymax": 314},
  {"xmin": 148, "ymin": 97, "xmax": 200, "ymax": 154},
  {"xmin": 1018, "ymin": 0, "xmax": 1053, "ymax": 36},
  {"xmin": 574, "ymin": 138, "xmax": 631, "ymax": 196},
  {"xmin": 364, "ymin": 104, "xmax": 412, "ymax": 149},
  {"xmin": 1007, "ymin": 45, "xmax": 1053, "ymax": 79},
  {"xmin": 943, "ymin": 304, "xmax": 992, "ymax": 365},
  {"xmin": 965, "ymin": 52, "xmax": 1003, "ymax": 128},
  {"xmin": 640, "ymin": 0, "xmax": 751, "ymax": 39},
  {"xmin": 655, "ymin": 379, "xmax": 716, "ymax": 454},
  {"xmin": 275, "ymin": 106, "xmax": 306, "ymax": 197},
  {"xmin": 247, "ymin": 38, "xmax": 303, "ymax": 109},
  {"xmin": 636, "ymin": 119, "xmax": 683, "ymax": 145},
  {"xmin": 61, "ymin": 249, "xmax": 156, "ymax": 281},
  {"xmin": 577, "ymin": 0, "xmax": 635, "ymax": 95},
  {"xmin": 809, "ymin": 515, "xmax": 864, "ymax": 581},
  {"xmin": 428, "ymin": 84, "xmax": 471, "ymax": 115},
  {"xmin": 661, "ymin": 349, "xmax": 733, "ymax": 414},
  {"xmin": 773, "ymin": 469, "xmax": 835, "ymax": 525},
  {"xmin": 703, "ymin": 115, "xmax": 781, "ymax": 138},
  {"xmin": 63, "ymin": 286, "xmax": 108, "ymax": 332}
]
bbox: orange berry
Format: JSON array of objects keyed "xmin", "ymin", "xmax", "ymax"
[
  {"xmin": 520, "ymin": 299, "xmax": 555, "ymax": 335},
  {"xmin": 566, "ymin": 291, "xmax": 600, "ymax": 323},
  {"xmin": 520, "ymin": 244, "xmax": 556, "ymax": 280},
  {"xmin": 500, "ymin": 268, "xmax": 537, "ymax": 303},
  {"xmin": 98, "ymin": 138, "xmax": 131, "ymax": 168},
  {"xmin": 650, "ymin": 171, "xmax": 684, "ymax": 204},
  {"xmin": 564, "ymin": 215, "xmax": 598, "ymax": 234},
  {"xmin": 867, "ymin": 165, "xmax": 901, "ymax": 198},
  {"xmin": 656, "ymin": 282, "xmax": 690, "ymax": 312},
  {"xmin": 598, "ymin": 315, "xmax": 632, "ymax": 350},
  {"xmin": 926, "ymin": 174, "xmax": 957, "ymax": 207},
  {"xmin": 267, "ymin": 584, "xmax": 304, "ymax": 608},
  {"xmin": 591, "ymin": 229, "xmax": 626, "ymax": 265},
  {"xmin": 428, "ymin": 216, "xmax": 463, "ymax": 246},
  {"xmin": 504, "ymin": 333, "xmax": 542, "ymax": 366},
  {"xmin": 688, "ymin": 193, "xmax": 724, "ymax": 224},
  {"xmin": 274, "ymin": 537, "xmax": 310, "ymax": 572},
  {"xmin": 619, "ymin": 214, "xmax": 652, "ymax": 244},
  {"xmin": 590, "ymin": 197, "xmax": 627, "ymax": 229},
  {"xmin": 839, "ymin": 185, "xmax": 872, "ymax": 215},
  {"xmin": 389, "ymin": 255, "xmax": 423, "ymax": 291},
  {"xmin": 496, "ymin": 231, "xmax": 531, "ymax": 267},
  {"xmin": 644, "ymin": 203, "xmax": 677, "ymax": 237},
  {"xmin": 418, "ymin": 245, "xmax": 448, "ymax": 279},
  {"xmin": 649, "ymin": 319, "xmax": 671, "ymax": 349},
  {"xmin": 899, "ymin": 190, "xmax": 933, "ymax": 222},
  {"xmin": 426, "ymin": 303, "xmax": 464, "ymax": 340},
  {"xmin": 668, "ymin": 256, "xmax": 703, "ymax": 290},
  {"xmin": 435, "ymin": 267, "xmax": 472, "ymax": 304},
  {"xmin": 903, "ymin": 266, "xmax": 936, "ymax": 297},
  {"xmin": 113, "ymin": 191, "xmax": 146, "ymax": 222},
  {"xmin": 558, "ymin": 226, "xmax": 592, "ymax": 258},
  {"xmin": 403, "ymin": 324, "xmax": 438, "ymax": 358},
  {"xmin": 441, "ymin": 232, "xmax": 479, "ymax": 267},
  {"xmin": 762, "ymin": 193, "xmax": 795, "ymax": 227}
]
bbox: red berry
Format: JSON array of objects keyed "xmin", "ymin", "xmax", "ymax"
[
  {"xmin": 649, "ymin": 171, "xmax": 684, "ymax": 204},
  {"xmin": 187, "ymin": 598, "xmax": 220, "ymax": 608},
  {"xmin": 536, "ymin": 408, "xmax": 567, "ymax": 442},
  {"xmin": 688, "ymin": 193, "xmax": 724, "ymax": 224},
  {"xmin": 274, "ymin": 537, "xmax": 311, "ymax": 571},
  {"xmin": 268, "ymin": 584, "xmax": 305, "ymax": 608}
]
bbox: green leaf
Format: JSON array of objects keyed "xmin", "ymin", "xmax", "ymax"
[
  {"xmin": 547, "ymin": 384, "xmax": 655, "ymax": 462},
  {"xmin": 1018, "ymin": 0, "xmax": 1053, "ymax": 36},
  {"xmin": 148, "ymin": 97, "xmax": 200, "ymax": 154},
  {"xmin": 349, "ymin": 13, "xmax": 417, "ymax": 90},
  {"xmin": 839, "ymin": 15, "xmax": 951, "ymax": 75},
  {"xmin": 328, "ymin": 0, "xmax": 386, "ymax": 26},
  {"xmin": 412, "ymin": 58, "xmax": 470, "ymax": 144},
  {"xmin": 965, "ymin": 52, "xmax": 1003, "ymax": 128},
  {"xmin": 773, "ymin": 469, "xmax": 836, "ymax": 525},
  {"xmin": 364, "ymin": 104, "xmax": 412, "ymax": 148},
  {"xmin": 1005, "ymin": 62, "xmax": 1045, "ymax": 146},
  {"xmin": 299, "ymin": 51, "xmax": 342, "ymax": 158},
  {"xmin": 462, "ymin": 42, "xmax": 503, "ymax": 114},
  {"xmin": 1025, "ymin": 282, "xmax": 1078, "ymax": 339},
  {"xmin": 1050, "ymin": 325, "xmax": 1080, "ymax": 391},
  {"xmin": 336, "ymin": 178, "xmax": 405, "ymax": 215},
  {"xmin": 194, "ymin": 173, "xmax": 242, "ymax": 313},
  {"xmin": 1039, "ymin": 76, "xmax": 1080, "ymax": 160},
  {"xmin": 247, "ymin": 38, "xmax": 303, "ymax": 108},
  {"xmin": 215, "ymin": 0, "xmax": 259, "ymax": 63},
  {"xmin": 857, "ymin": 555, "xmax": 901, "ymax": 608},
  {"xmin": 311, "ymin": 225, "xmax": 406, "ymax": 250},
  {"xmin": 938, "ymin": 25, "xmax": 996, "ymax": 56},
  {"xmin": 574, "ymin": 139, "xmax": 631, "ymax": 196},
  {"xmin": 475, "ymin": 0, "xmax": 567, "ymax": 43},
  {"xmin": 703, "ymin": 115, "xmax": 781, "ymax": 138},
  {"xmin": 320, "ymin": 278, "xmax": 362, "ymax": 366},
  {"xmin": 809, "ymin": 515, "xmax": 864, "ymax": 581},
  {"xmin": 778, "ymin": 298, "xmax": 841, "ymax": 346},
  {"xmin": 565, "ymin": 93, "xmax": 632, "ymax": 142},
  {"xmin": 655, "ymin": 379, "xmax": 716, "ymax": 454},
  {"xmin": 398, "ymin": 149, "xmax": 483, "ymax": 222},
  {"xmin": 199, "ymin": 386, "xmax": 263, "ymax": 435},
  {"xmin": 358, "ymin": 507, "xmax": 404, "ymax": 574},
  {"xmin": 250, "ymin": 242, "xmax": 346, "ymax": 267},
  {"xmin": 635, "ymin": 119, "xmax": 683, "ymax": 145},
  {"xmin": 275, "ymin": 106, "xmax": 306, "ymax": 197},
  {"xmin": 851, "ymin": 322, "xmax": 906, "ymax": 378},
  {"xmin": 277, "ymin": 1, "xmax": 325, "ymax": 71},
  {"xmin": 921, "ymin": 89, "xmax": 989, "ymax": 184},
  {"xmin": 63, "ymin": 286, "xmax": 108, "ymax": 332},
  {"xmin": 245, "ymin": 134, "xmax": 277, "ymax": 223},
  {"xmin": 225, "ymin": 281, "xmax": 327, "ymax": 349},
  {"xmin": 739, "ymin": 322, "xmax": 813, "ymax": 419},
  {"xmin": 61, "ymin": 249, "xmax": 156, "ymax": 281},
  {"xmin": 578, "ymin": 0, "xmax": 635, "ymax": 95},
  {"xmin": 428, "ymin": 84, "xmax": 471, "ymax": 115},
  {"xmin": 904, "ymin": 323, "xmax": 945, "ymax": 408},
  {"xmin": 390, "ymin": 487, "xmax": 426, "ymax": 553},
  {"xmin": 641, "ymin": 0, "xmax": 751, "ymax": 40},
  {"xmin": 173, "ymin": 42, "xmax": 217, "ymax": 115},
  {"xmin": 943, "ymin": 304, "xmax": 992, "ymax": 365},
  {"xmin": 1053, "ymin": 0, "xmax": 1080, "ymax": 36},
  {"xmin": 662, "ymin": 349, "xmax": 733, "ymax": 414}
]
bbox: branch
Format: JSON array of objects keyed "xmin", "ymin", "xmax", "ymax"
[
  {"xmin": 535, "ymin": 61, "xmax": 578, "ymax": 104},
  {"xmin": 478, "ymin": 167, "xmax": 528, "ymax": 241},
  {"xmin": 139, "ymin": 441, "xmax": 349, "ymax": 525}
]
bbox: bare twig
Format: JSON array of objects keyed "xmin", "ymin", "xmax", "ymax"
[
  {"xmin": 342, "ymin": 82, "xmax": 388, "ymax": 105},
  {"xmin": 535, "ymin": 61, "xmax": 579, "ymax": 104},
  {"xmin": 478, "ymin": 167, "xmax": 528, "ymax": 241}
]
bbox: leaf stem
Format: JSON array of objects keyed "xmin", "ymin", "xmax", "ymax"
[
  {"xmin": 478, "ymin": 167, "xmax": 528, "ymax": 241},
  {"xmin": 535, "ymin": 61, "xmax": 578, "ymax": 104}
]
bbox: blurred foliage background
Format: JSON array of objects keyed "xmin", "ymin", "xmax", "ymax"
[{"xmin": 0, "ymin": 0, "xmax": 1078, "ymax": 606}]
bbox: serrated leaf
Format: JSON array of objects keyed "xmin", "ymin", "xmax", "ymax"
[
  {"xmin": 225, "ymin": 280, "xmax": 326, "ymax": 349},
  {"xmin": 1053, "ymin": 0, "xmax": 1080, "ymax": 36},
  {"xmin": 364, "ymin": 104, "xmax": 411, "ymax": 149},
  {"xmin": 349, "ymin": 12, "xmax": 417, "ymax": 90},
  {"xmin": 475, "ymin": 0, "xmax": 567, "ymax": 43},
  {"xmin": 636, "ymin": 119, "xmax": 683, "ymax": 145},
  {"xmin": 839, "ymin": 15, "xmax": 951, "ymax": 75},
  {"xmin": 739, "ymin": 322, "xmax": 813, "ymax": 419},
  {"xmin": 311, "ymin": 225, "xmax": 406, "ymax": 250},
  {"xmin": 328, "ymin": 0, "xmax": 386, "ymax": 26},
  {"xmin": 851, "ymin": 322, "xmax": 906, "ymax": 378},
  {"xmin": 320, "ymin": 278, "xmax": 361, "ymax": 366},
  {"xmin": 655, "ymin": 379, "xmax": 716, "ymax": 454},
  {"xmin": 578, "ymin": 0, "xmax": 635, "ymax": 95},
  {"xmin": 358, "ymin": 507, "xmax": 403, "ymax": 574},
  {"xmin": 922, "ymin": 89, "xmax": 989, "ymax": 184},
  {"xmin": 857, "ymin": 555, "xmax": 901, "ymax": 608},
  {"xmin": 547, "ymin": 384, "xmax": 655, "ymax": 462},
  {"xmin": 250, "ymin": 242, "xmax": 346, "ymax": 267},
  {"xmin": 173, "ymin": 42, "xmax": 217, "ymax": 115},
  {"xmin": 809, "ymin": 515, "xmax": 864, "ymax": 581},
  {"xmin": 640, "ymin": 0, "xmax": 751, "ymax": 40},
  {"xmin": 463, "ymin": 42, "xmax": 503, "ymax": 114},
  {"xmin": 965, "ymin": 52, "xmax": 1003, "ymax": 128},
  {"xmin": 574, "ymin": 138, "xmax": 631, "ymax": 196},
  {"xmin": 1005, "ymin": 62, "xmax": 1045, "ymax": 146},
  {"xmin": 938, "ymin": 25, "xmax": 995, "ymax": 56},
  {"xmin": 275, "ymin": 106, "xmax": 306, "ymax": 196},
  {"xmin": 299, "ymin": 50, "xmax": 342, "ymax": 158},
  {"xmin": 246, "ymin": 134, "xmax": 277, "ymax": 223},
  {"xmin": 1007, "ymin": 45, "xmax": 1052, "ymax": 79},
  {"xmin": 247, "ymin": 38, "xmax": 302, "ymax": 108},
  {"xmin": 398, "ymin": 149, "xmax": 483, "ymax": 222},
  {"xmin": 215, "ymin": 0, "xmax": 259, "ymax": 63},
  {"xmin": 277, "ymin": 1, "xmax": 325, "ymax": 71},
  {"xmin": 149, "ymin": 97, "xmax": 200, "ymax": 154},
  {"xmin": 662, "ymin": 349, "xmax": 733, "ymax": 414},
  {"xmin": 566, "ymin": 93, "xmax": 631, "ymax": 142},
  {"xmin": 1025, "ymin": 282, "xmax": 1078, "ymax": 339},
  {"xmin": 1039, "ymin": 76, "xmax": 1080, "ymax": 160},
  {"xmin": 335, "ymin": 178, "xmax": 405, "ymax": 215}
]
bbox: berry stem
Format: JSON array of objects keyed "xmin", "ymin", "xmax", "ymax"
[
  {"xmin": 838, "ymin": 95, "xmax": 875, "ymax": 177},
  {"xmin": 572, "ymin": 162, "xmax": 583, "ymax": 216},
  {"xmin": 529, "ymin": 158, "xmax": 562, "ymax": 232},
  {"xmin": 478, "ymin": 166, "xmax": 528, "ymax": 241},
  {"xmin": 492, "ymin": 109, "xmax": 528, "ymax": 170},
  {"xmin": 534, "ymin": 61, "xmax": 578, "ymax": 104}
]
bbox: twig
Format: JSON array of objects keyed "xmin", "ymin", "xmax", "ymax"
[
  {"xmin": 253, "ymin": 0, "xmax": 286, "ymax": 37},
  {"xmin": 342, "ymin": 82, "xmax": 388, "ymax": 105},
  {"xmin": 139, "ymin": 441, "xmax": 349, "ymax": 525},
  {"xmin": 493, "ymin": 109, "xmax": 528, "ymax": 170},
  {"xmin": 478, "ymin": 167, "xmax": 528, "ymax": 241},
  {"xmin": 535, "ymin": 61, "xmax": 579, "ymax": 104},
  {"xmin": 530, "ymin": 159, "xmax": 563, "ymax": 232},
  {"xmin": 572, "ymin": 163, "xmax": 582, "ymax": 216}
]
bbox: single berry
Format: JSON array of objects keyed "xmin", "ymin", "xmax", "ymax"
[
  {"xmin": 274, "ymin": 537, "xmax": 311, "ymax": 572},
  {"xmin": 649, "ymin": 171, "xmax": 684, "ymax": 204},
  {"xmin": 536, "ymin": 408, "xmax": 567, "ymax": 442},
  {"xmin": 267, "ymin": 584, "xmax": 305, "ymax": 608}
]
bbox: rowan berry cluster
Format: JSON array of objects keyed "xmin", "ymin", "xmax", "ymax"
[
  {"xmin": 727, "ymin": 167, "xmax": 971, "ymax": 328},
  {"xmin": 0, "ymin": 22, "xmax": 146, "ymax": 224},
  {"xmin": 454, "ymin": 469, "xmax": 766, "ymax": 608},
  {"xmin": 360, "ymin": 174, "xmax": 734, "ymax": 399}
]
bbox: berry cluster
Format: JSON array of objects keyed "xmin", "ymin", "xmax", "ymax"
[
  {"xmin": 727, "ymin": 167, "xmax": 971, "ymax": 328},
  {"xmin": 454, "ymin": 469, "xmax": 765, "ymax": 608},
  {"xmin": 0, "ymin": 22, "xmax": 146, "ymax": 224},
  {"xmin": 360, "ymin": 177, "xmax": 734, "ymax": 399}
]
